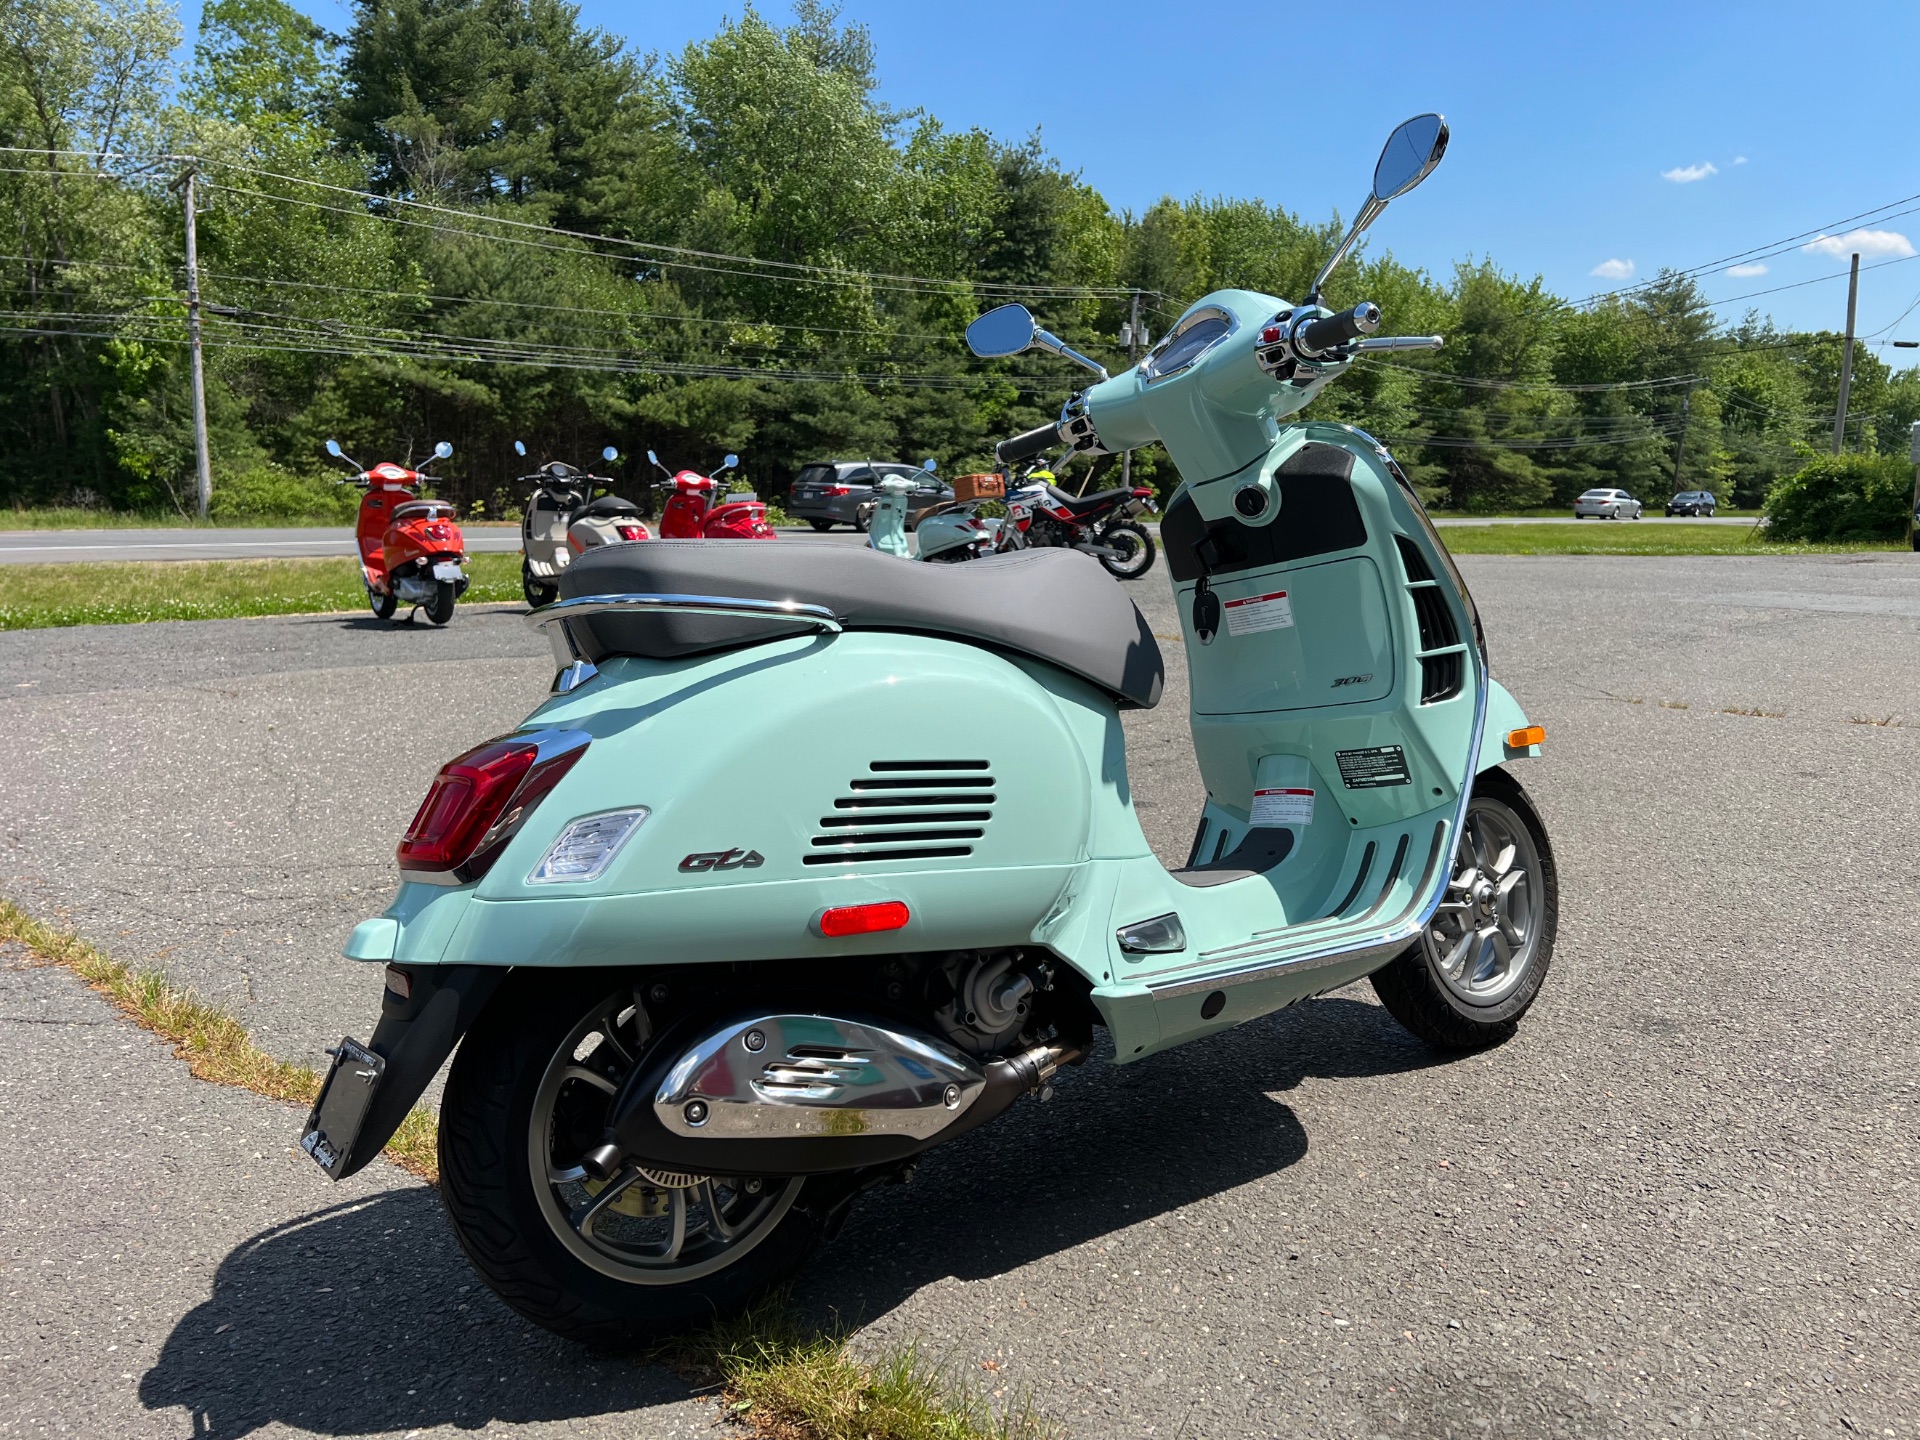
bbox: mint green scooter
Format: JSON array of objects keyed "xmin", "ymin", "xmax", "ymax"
[{"xmin": 301, "ymin": 113, "xmax": 1556, "ymax": 1347}]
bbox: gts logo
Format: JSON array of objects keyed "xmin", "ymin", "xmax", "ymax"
[
  {"xmin": 1331, "ymin": 673, "xmax": 1374, "ymax": 688},
  {"xmin": 679, "ymin": 848, "xmax": 765, "ymax": 873}
]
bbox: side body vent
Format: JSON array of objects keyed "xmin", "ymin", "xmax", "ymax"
[
  {"xmin": 1394, "ymin": 535, "xmax": 1465, "ymax": 704},
  {"xmin": 807, "ymin": 760, "xmax": 995, "ymax": 865}
]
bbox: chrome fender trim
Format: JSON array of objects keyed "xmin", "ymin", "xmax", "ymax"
[{"xmin": 653, "ymin": 1014, "xmax": 985, "ymax": 1141}]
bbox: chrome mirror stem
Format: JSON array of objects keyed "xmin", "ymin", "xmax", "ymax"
[
  {"xmin": 1306, "ymin": 194, "xmax": 1387, "ymax": 305},
  {"xmin": 1032, "ymin": 326, "xmax": 1110, "ymax": 381}
]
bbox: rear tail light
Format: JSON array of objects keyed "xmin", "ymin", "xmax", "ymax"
[
  {"xmin": 814, "ymin": 901, "xmax": 910, "ymax": 937},
  {"xmin": 397, "ymin": 729, "xmax": 591, "ymax": 883},
  {"xmin": 825, "ymin": 485, "xmax": 851, "ymax": 496},
  {"xmin": 615, "ymin": 523, "xmax": 649, "ymax": 541}
]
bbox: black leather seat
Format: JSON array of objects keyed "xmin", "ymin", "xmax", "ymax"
[
  {"xmin": 569, "ymin": 494, "xmax": 643, "ymax": 524},
  {"xmin": 557, "ymin": 539, "xmax": 1163, "ymax": 708},
  {"xmin": 1047, "ymin": 484, "xmax": 1134, "ymax": 516}
]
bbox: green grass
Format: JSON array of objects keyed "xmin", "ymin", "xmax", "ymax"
[
  {"xmin": 1437, "ymin": 522, "xmax": 1899, "ymax": 556},
  {"xmin": 0, "ymin": 552, "xmax": 525, "ymax": 629}
]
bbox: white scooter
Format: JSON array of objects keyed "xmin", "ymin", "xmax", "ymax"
[{"xmin": 517, "ymin": 443, "xmax": 650, "ymax": 607}]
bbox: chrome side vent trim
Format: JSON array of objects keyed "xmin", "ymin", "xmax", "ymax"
[{"xmin": 806, "ymin": 761, "xmax": 996, "ymax": 866}]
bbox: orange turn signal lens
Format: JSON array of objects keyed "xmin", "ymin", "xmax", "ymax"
[
  {"xmin": 815, "ymin": 901, "xmax": 911, "ymax": 938},
  {"xmin": 1506, "ymin": 725, "xmax": 1546, "ymax": 749}
]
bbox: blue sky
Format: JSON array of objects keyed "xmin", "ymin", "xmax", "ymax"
[{"xmin": 184, "ymin": 0, "xmax": 1920, "ymax": 347}]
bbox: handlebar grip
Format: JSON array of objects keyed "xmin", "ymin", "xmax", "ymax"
[
  {"xmin": 995, "ymin": 422, "xmax": 1063, "ymax": 465},
  {"xmin": 1297, "ymin": 301, "xmax": 1382, "ymax": 356}
]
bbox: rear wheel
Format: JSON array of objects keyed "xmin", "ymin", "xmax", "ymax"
[
  {"xmin": 440, "ymin": 975, "xmax": 833, "ymax": 1346},
  {"xmin": 1098, "ymin": 521, "xmax": 1156, "ymax": 579},
  {"xmin": 425, "ymin": 580, "xmax": 457, "ymax": 626},
  {"xmin": 523, "ymin": 562, "xmax": 558, "ymax": 609},
  {"xmin": 807, "ymin": 519, "xmax": 834, "ymax": 533},
  {"xmin": 1371, "ymin": 768, "xmax": 1556, "ymax": 1050},
  {"xmin": 852, "ymin": 506, "xmax": 872, "ymax": 534},
  {"xmin": 367, "ymin": 585, "xmax": 397, "ymax": 621}
]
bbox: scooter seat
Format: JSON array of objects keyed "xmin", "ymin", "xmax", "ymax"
[
  {"xmin": 557, "ymin": 540, "xmax": 1164, "ymax": 708},
  {"xmin": 569, "ymin": 494, "xmax": 643, "ymax": 525}
]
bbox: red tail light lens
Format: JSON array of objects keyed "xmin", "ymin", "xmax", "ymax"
[
  {"xmin": 397, "ymin": 731, "xmax": 590, "ymax": 883},
  {"xmin": 825, "ymin": 485, "xmax": 851, "ymax": 496},
  {"xmin": 814, "ymin": 901, "xmax": 910, "ymax": 938},
  {"xmin": 615, "ymin": 523, "xmax": 650, "ymax": 541}
]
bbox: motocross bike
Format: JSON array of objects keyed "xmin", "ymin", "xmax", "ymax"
[
  {"xmin": 648, "ymin": 451, "xmax": 777, "ymax": 540},
  {"xmin": 990, "ymin": 456, "xmax": 1157, "ymax": 579},
  {"xmin": 303, "ymin": 113, "xmax": 1557, "ymax": 1348},
  {"xmin": 516, "ymin": 442, "xmax": 651, "ymax": 608},
  {"xmin": 325, "ymin": 439, "xmax": 468, "ymax": 625}
]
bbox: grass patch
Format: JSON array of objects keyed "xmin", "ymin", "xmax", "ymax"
[
  {"xmin": 0, "ymin": 899, "xmax": 437, "ymax": 1184},
  {"xmin": 1438, "ymin": 522, "xmax": 1896, "ymax": 557},
  {"xmin": 672, "ymin": 1299, "xmax": 1059, "ymax": 1440},
  {"xmin": 0, "ymin": 552, "xmax": 524, "ymax": 630}
]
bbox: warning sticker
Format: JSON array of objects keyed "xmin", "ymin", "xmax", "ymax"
[
  {"xmin": 1223, "ymin": 589, "xmax": 1294, "ymax": 636},
  {"xmin": 1250, "ymin": 787, "xmax": 1315, "ymax": 827},
  {"xmin": 1336, "ymin": 745, "xmax": 1412, "ymax": 789}
]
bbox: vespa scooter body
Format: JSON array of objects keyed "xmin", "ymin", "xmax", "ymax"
[
  {"xmin": 659, "ymin": 472, "xmax": 776, "ymax": 539},
  {"xmin": 353, "ymin": 464, "xmax": 469, "ymax": 612}
]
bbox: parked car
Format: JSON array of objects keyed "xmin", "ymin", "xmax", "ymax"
[
  {"xmin": 788, "ymin": 460, "xmax": 952, "ymax": 532},
  {"xmin": 1573, "ymin": 488, "xmax": 1643, "ymax": 520},
  {"xmin": 1665, "ymin": 490, "xmax": 1717, "ymax": 517}
]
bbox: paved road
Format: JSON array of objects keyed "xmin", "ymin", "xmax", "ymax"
[
  {"xmin": 0, "ymin": 515, "xmax": 1754, "ymax": 563},
  {"xmin": 4, "ymin": 553, "xmax": 1919, "ymax": 1437}
]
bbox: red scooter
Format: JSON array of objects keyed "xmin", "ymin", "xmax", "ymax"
[
  {"xmin": 646, "ymin": 450, "xmax": 777, "ymax": 539},
  {"xmin": 325, "ymin": 438, "xmax": 470, "ymax": 624}
]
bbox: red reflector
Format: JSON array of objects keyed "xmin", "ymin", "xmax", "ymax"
[
  {"xmin": 815, "ymin": 901, "xmax": 910, "ymax": 938},
  {"xmin": 1261, "ymin": 325, "xmax": 1282, "ymax": 343},
  {"xmin": 397, "ymin": 735, "xmax": 587, "ymax": 881},
  {"xmin": 616, "ymin": 523, "xmax": 649, "ymax": 541}
]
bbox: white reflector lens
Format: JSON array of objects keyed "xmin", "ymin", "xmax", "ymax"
[{"xmin": 528, "ymin": 808, "xmax": 649, "ymax": 884}]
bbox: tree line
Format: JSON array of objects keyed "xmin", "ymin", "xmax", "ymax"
[{"xmin": 5, "ymin": 0, "xmax": 1917, "ymax": 520}]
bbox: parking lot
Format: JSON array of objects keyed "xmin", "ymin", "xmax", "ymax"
[{"xmin": 4, "ymin": 550, "xmax": 1919, "ymax": 1438}]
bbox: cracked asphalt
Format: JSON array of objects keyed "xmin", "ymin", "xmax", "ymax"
[{"xmin": 3, "ymin": 551, "xmax": 1918, "ymax": 1438}]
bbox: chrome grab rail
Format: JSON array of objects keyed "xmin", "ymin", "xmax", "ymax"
[{"xmin": 527, "ymin": 592, "xmax": 843, "ymax": 634}]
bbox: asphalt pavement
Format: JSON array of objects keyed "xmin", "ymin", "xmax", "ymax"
[
  {"xmin": 0, "ymin": 515, "xmax": 1754, "ymax": 564},
  {"xmin": 3, "ymin": 552, "xmax": 1918, "ymax": 1437}
]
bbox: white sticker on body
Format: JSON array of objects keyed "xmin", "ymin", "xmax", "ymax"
[
  {"xmin": 1223, "ymin": 589, "xmax": 1293, "ymax": 635},
  {"xmin": 1250, "ymin": 787, "xmax": 1314, "ymax": 827}
]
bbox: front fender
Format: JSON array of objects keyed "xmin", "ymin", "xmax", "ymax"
[{"xmin": 1478, "ymin": 679, "xmax": 1539, "ymax": 771}]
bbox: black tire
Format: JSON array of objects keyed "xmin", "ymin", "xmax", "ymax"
[
  {"xmin": 439, "ymin": 973, "xmax": 838, "ymax": 1347},
  {"xmin": 367, "ymin": 585, "xmax": 397, "ymax": 621},
  {"xmin": 1097, "ymin": 520, "xmax": 1156, "ymax": 579},
  {"xmin": 851, "ymin": 507, "xmax": 871, "ymax": 534},
  {"xmin": 1370, "ymin": 768, "xmax": 1557, "ymax": 1051},
  {"xmin": 424, "ymin": 580, "xmax": 457, "ymax": 626},
  {"xmin": 807, "ymin": 519, "xmax": 834, "ymax": 533},
  {"xmin": 522, "ymin": 562, "xmax": 558, "ymax": 609}
]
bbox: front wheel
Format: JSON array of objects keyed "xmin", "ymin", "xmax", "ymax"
[
  {"xmin": 439, "ymin": 975, "xmax": 835, "ymax": 1346},
  {"xmin": 425, "ymin": 580, "xmax": 457, "ymax": 626},
  {"xmin": 1370, "ymin": 768, "xmax": 1557, "ymax": 1051},
  {"xmin": 1097, "ymin": 520, "xmax": 1156, "ymax": 579},
  {"xmin": 523, "ymin": 562, "xmax": 558, "ymax": 609}
]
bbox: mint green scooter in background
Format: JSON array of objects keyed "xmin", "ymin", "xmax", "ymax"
[{"xmin": 301, "ymin": 113, "xmax": 1556, "ymax": 1347}]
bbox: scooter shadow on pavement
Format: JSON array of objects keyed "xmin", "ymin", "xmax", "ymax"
[
  {"xmin": 138, "ymin": 1193, "xmax": 694, "ymax": 1439},
  {"xmin": 136, "ymin": 996, "xmax": 1452, "ymax": 1436},
  {"xmin": 793, "ymin": 992, "xmax": 1454, "ymax": 1329}
]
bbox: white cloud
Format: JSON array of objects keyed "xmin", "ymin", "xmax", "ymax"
[
  {"xmin": 1662, "ymin": 162, "xmax": 1719, "ymax": 184},
  {"xmin": 1590, "ymin": 258, "xmax": 1635, "ymax": 280},
  {"xmin": 1733, "ymin": 155, "xmax": 1748, "ymax": 165},
  {"xmin": 1802, "ymin": 228, "xmax": 1916, "ymax": 260},
  {"xmin": 1726, "ymin": 262, "xmax": 1768, "ymax": 277}
]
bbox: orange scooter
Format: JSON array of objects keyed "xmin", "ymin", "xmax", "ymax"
[{"xmin": 325, "ymin": 439, "xmax": 469, "ymax": 624}]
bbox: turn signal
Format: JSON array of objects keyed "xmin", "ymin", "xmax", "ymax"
[
  {"xmin": 397, "ymin": 731, "xmax": 590, "ymax": 884},
  {"xmin": 1506, "ymin": 725, "xmax": 1546, "ymax": 749},
  {"xmin": 815, "ymin": 901, "xmax": 910, "ymax": 938}
]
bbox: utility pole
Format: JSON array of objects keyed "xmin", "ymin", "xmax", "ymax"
[
  {"xmin": 1831, "ymin": 251, "xmax": 1860, "ymax": 455},
  {"xmin": 182, "ymin": 165, "xmax": 213, "ymax": 519},
  {"xmin": 1908, "ymin": 421, "xmax": 1920, "ymax": 550},
  {"xmin": 1120, "ymin": 292, "xmax": 1144, "ymax": 490},
  {"xmin": 1668, "ymin": 383, "xmax": 1695, "ymax": 493}
]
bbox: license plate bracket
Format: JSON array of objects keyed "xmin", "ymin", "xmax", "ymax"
[
  {"xmin": 431, "ymin": 561, "xmax": 464, "ymax": 582},
  {"xmin": 301, "ymin": 1037, "xmax": 386, "ymax": 1178}
]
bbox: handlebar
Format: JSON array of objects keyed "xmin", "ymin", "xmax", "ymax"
[
  {"xmin": 995, "ymin": 422, "xmax": 1063, "ymax": 465},
  {"xmin": 1296, "ymin": 301, "xmax": 1381, "ymax": 357}
]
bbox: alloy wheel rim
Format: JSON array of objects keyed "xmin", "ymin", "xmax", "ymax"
[
  {"xmin": 1420, "ymin": 795, "xmax": 1542, "ymax": 1008},
  {"xmin": 527, "ymin": 991, "xmax": 798, "ymax": 1285}
]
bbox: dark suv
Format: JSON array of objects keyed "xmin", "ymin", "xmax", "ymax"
[
  {"xmin": 787, "ymin": 461, "xmax": 952, "ymax": 532},
  {"xmin": 1665, "ymin": 490, "xmax": 1717, "ymax": 517}
]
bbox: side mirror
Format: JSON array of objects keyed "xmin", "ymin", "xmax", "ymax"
[
  {"xmin": 602, "ymin": 446, "xmax": 618, "ymax": 462},
  {"xmin": 646, "ymin": 450, "xmax": 659, "ymax": 465},
  {"xmin": 922, "ymin": 458, "xmax": 937, "ymax": 471},
  {"xmin": 1372, "ymin": 112, "xmax": 1449, "ymax": 201},
  {"xmin": 722, "ymin": 454, "xmax": 739, "ymax": 470},
  {"xmin": 967, "ymin": 304, "xmax": 1038, "ymax": 358},
  {"xmin": 433, "ymin": 441, "xmax": 453, "ymax": 460},
  {"xmin": 324, "ymin": 439, "xmax": 343, "ymax": 458},
  {"xmin": 514, "ymin": 440, "xmax": 526, "ymax": 457}
]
